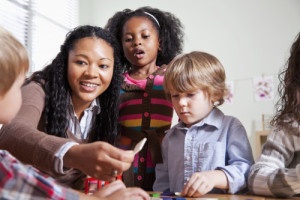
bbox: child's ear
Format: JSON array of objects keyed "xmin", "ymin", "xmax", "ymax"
[
  {"xmin": 211, "ymin": 96, "xmax": 219, "ymax": 106},
  {"xmin": 213, "ymin": 101, "xmax": 220, "ymax": 106}
]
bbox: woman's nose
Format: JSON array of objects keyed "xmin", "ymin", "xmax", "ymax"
[{"xmin": 84, "ymin": 65, "xmax": 97, "ymax": 77}]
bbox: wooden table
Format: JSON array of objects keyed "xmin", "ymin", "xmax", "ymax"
[
  {"xmin": 200, "ymin": 194, "xmax": 298, "ymax": 200},
  {"xmin": 149, "ymin": 193, "xmax": 299, "ymax": 200}
]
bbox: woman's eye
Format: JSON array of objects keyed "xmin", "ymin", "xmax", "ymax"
[
  {"xmin": 171, "ymin": 94, "xmax": 179, "ymax": 98},
  {"xmin": 75, "ymin": 60, "xmax": 86, "ymax": 65},
  {"xmin": 99, "ymin": 64, "xmax": 109, "ymax": 69},
  {"xmin": 142, "ymin": 35, "xmax": 150, "ymax": 39},
  {"xmin": 187, "ymin": 93, "xmax": 195, "ymax": 97}
]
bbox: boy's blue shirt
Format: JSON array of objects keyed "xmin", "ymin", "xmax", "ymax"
[{"xmin": 154, "ymin": 107, "xmax": 254, "ymax": 194}]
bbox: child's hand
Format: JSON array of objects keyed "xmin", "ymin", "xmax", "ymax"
[
  {"xmin": 77, "ymin": 180, "xmax": 150, "ymax": 200},
  {"xmin": 181, "ymin": 170, "xmax": 228, "ymax": 197},
  {"xmin": 92, "ymin": 180, "xmax": 150, "ymax": 200},
  {"xmin": 181, "ymin": 171, "xmax": 214, "ymax": 197}
]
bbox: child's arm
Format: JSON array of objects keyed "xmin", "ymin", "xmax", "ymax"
[
  {"xmin": 0, "ymin": 152, "xmax": 149, "ymax": 200},
  {"xmin": 218, "ymin": 118, "xmax": 254, "ymax": 194},
  {"xmin": 248, "ymin": 128, "xmax": 300, "ymax": 197},
  {"xmin": 0, "ymin": 150, "xmax": 79, "ymax": 199},
  {"xmin": 78, "ymin": 180, "xmax": 150, "ymax": 200},
  {"xmin": 181, "ymin": 117, "xmax": 253, "ymax": 196},
  {"xmin": 181, "ymin": 170, "xmax": 228, "ymax": 197}
]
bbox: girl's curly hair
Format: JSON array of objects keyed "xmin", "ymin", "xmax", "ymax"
[
  {"xmin": 271, "ymin": 32, "xmax": 300, "ymax": 130},
  {"xmin": 105, "ymin": 6, "xmax": 184, "ymax": 70},
  {"xmin": 26, "ymin": 25, "xmax": 123, "ymax": 144}
]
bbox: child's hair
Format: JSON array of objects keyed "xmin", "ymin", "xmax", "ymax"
[
  {"xmin": 0, "ymin": 26, "xmax": 29, "ymax": 96},
  {"xmin": 164, "ymin": 51, "xmax": 227, "ymax": 106},
  {"xmin": 271, "ymin": 32, "xmax": 300, "ymax": 129},
  {"xmin": 26, "ymin": 25, "xmax": 122, "ymax": 144},
  {"xmin": 105, "ymin": 6, "xmax": 184, "ymax": 70}
]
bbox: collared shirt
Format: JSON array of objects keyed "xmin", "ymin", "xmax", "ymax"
[
  {"xmin": 67, "ymin": 98, "xmax": 101, "ymax": 140},
  {"xmin": 154, "ymin": 108, "xmax": 254, "ymax": 194},
  {"xmin": 248, "ymin": 120, "xmax": 300, "ymax": 197},
  {"xmin": 54, "ymin": 98, "xmax": 100, "ymax": 174},
  {"xmin": 0, "ymin": 150, "xmax": 78, "ymax": 199}
]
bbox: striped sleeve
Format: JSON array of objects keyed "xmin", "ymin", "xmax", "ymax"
[{"xmin": 248, "ymin": 129, "xmax": 300, "ymax": 197}]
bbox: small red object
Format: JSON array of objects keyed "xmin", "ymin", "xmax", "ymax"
[
  {"xmin": 84, "ymin": 177, "xmax": 101, "ymax": 194},
  {"xmin": 84, "ymin": 174, "xmax": 123, "ymax": 194}
]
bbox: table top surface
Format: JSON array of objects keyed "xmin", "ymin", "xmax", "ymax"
[{"xmin": 149, "ymin": 192, "xmax": 299, "ymax": 200}]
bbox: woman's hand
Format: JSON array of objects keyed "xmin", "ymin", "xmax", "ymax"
[{"xmin": 64, "ymin": 142, "xmax": 134, "ymax": 182}]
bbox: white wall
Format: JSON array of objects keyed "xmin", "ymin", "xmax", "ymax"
[{"xmin": 79, "ymin": 0, "xmax": 300, "ymax": 159}]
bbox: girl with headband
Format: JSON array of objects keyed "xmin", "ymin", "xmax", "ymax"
[{"xmin": 105, "ymin": 6, "xmax": 184, "ymax": 190}]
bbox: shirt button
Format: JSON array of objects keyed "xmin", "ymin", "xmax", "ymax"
[
  {"xmin": 143, "ymin": 92, "xmax": 148, "ymax": 97},
  {"xmin": 140, "ymin": 157, "xmax": 145, "ymax": 162},
  {"xmin": 149, "ymin": 75, "xmax": 154, "ymax": 79},
  {"xmin": 137, "ymin": 175, "xmax": 142, "ymax": 181},
  {"xmin": 144, "ymin": 112, "xmax": 149, "ymax": 117}
]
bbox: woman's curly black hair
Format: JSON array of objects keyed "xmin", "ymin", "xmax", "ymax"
[
  {"xmin": 271, "ymin": 32, "xmax": 300, "ymax": 130},
  {"xmin": 105, "ymin": 6, "xmax": 184, "ymax": 70},
  {"xmin": 25, "ymin": 25, "xmax": 123, "ymax": 144}
]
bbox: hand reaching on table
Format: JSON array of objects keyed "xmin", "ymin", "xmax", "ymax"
[{"xmin": 181, "ymin": 170, "xmax": 228, "ymax": 197}]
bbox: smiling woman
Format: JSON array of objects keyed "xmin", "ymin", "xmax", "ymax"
[
  {"xmin": 67, "ymin": 37, "xmax": 114, "ymax": 120},
  {"xmin": 0, "ymin": 25, "xmax": 134, "ymax": 190}
]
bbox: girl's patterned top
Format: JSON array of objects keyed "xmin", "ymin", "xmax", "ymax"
[{"xmin": 117, "ymin": 65, "xmax": 173, "ymax": 190}]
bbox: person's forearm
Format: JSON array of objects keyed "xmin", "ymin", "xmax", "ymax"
[{"xmin": 63, "ymin": 144, "xmax": 80, "ymax": 169}]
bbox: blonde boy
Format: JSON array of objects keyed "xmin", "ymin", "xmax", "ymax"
[{"xmin": 153, "ymin": 51, "xmax": 254, "ymax": 197}]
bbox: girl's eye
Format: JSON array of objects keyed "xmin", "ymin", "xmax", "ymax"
[
  {"xmin": 142, "ymin": 35, "xmax": 150, "ymax": 39},
  {"xmin": 171, "ymin": 94, "xmax": 179, "ymax": 98},
  {"xmin": 124, "ymin": 37, "xmax": 133, "ymax": 42}
]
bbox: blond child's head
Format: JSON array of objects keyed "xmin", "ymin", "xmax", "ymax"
[
  {"xmin": 164, "ymin": 51, "xmax": 227, "ymax": 106},
  {"xmin": 164, "ymin": 51, "xmax": 227, "ymax": 127},
  {"xmin": 0, "ymin": 26, "xmax": 29, "ymax": 124}
]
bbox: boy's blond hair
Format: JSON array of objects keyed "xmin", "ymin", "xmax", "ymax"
[
  {"xmin": 164, "ymin": 51, "xmax": 228, "ymax": 106},
  {"xmin": 0, "ymin": 26, "xmax": 29, "ymax": 96}
]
